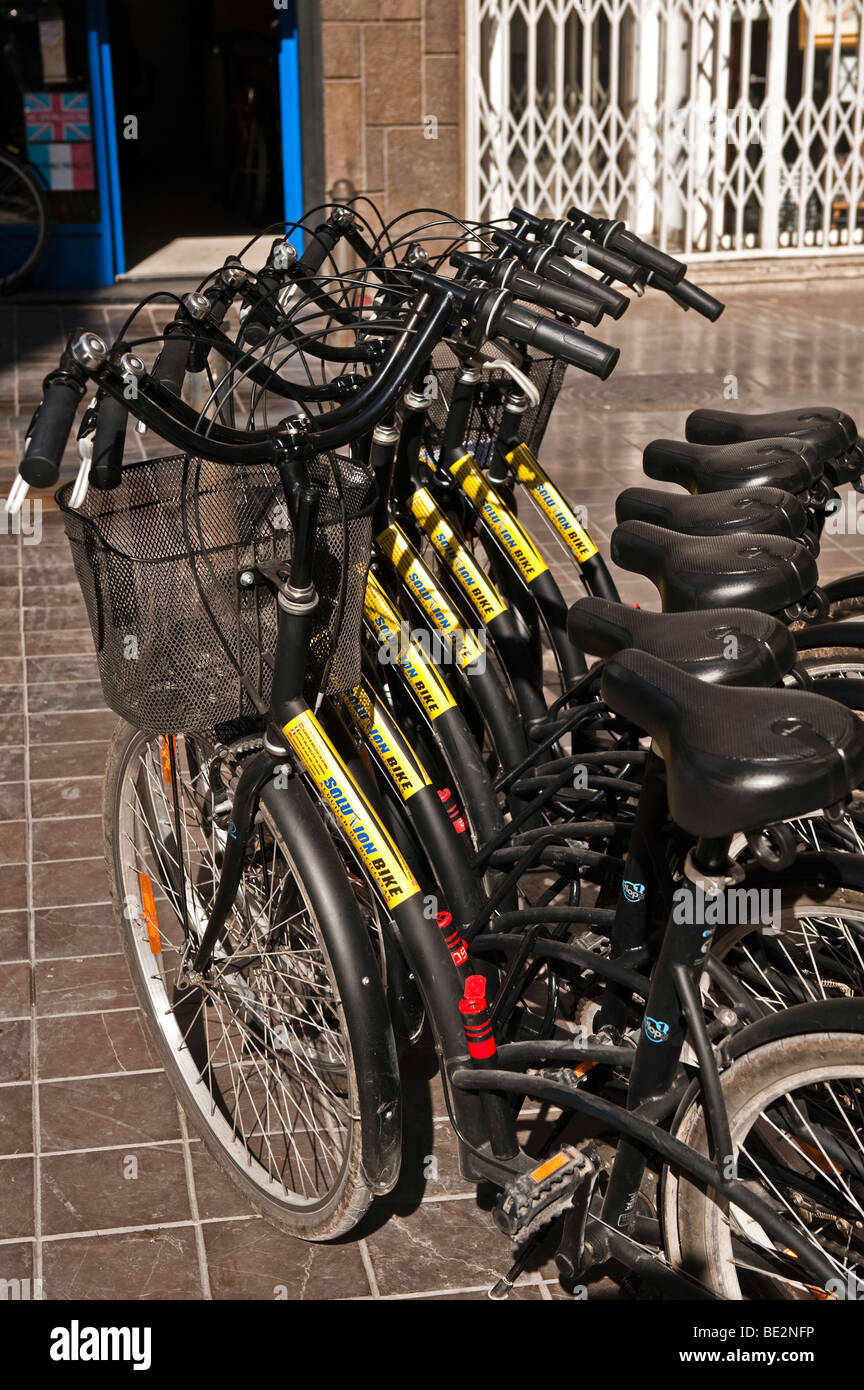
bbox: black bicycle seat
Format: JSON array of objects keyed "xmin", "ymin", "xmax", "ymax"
[
  {"xmin": 685, "ymin": 405, "xmax": 858, "ymax": 466},
  {"xmin": 567, "ymin": 597, "xmax": 796, "ymax": 687},
  {"xmin": 642, "ymin": 437, "xmax": 821, "ymax": 496},
  {"xmin": 611, "ymin": 521, "xmax": 818, "ymax": 614},
  {"xmin": 615, "ymin": 485, "xmax": 807, "ymax": 541},
  {"xmin": 600, "ymin": 648, "xmax": 864, "ymax": 838}
]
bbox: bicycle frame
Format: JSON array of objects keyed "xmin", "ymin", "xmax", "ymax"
[
  {"xmin": 32, "ymin": 219, "xmax": 864, "ymax": 1297},
  {"xmin": 184, "ymin": 523, "xmax": 861, "ymax": 1292}
]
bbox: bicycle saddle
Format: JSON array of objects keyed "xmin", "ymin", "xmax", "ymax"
[
  {"xmin": 611, "ymin": 521, "xmax": 818, "ymax": 614},
  {"xmin": 600, "ymin": 648, "xmax": 864, "ymax": 839},
  {"xmin": 615, "ymin": 485, "xmax": 807, "ymax": 541},
  {"xmin": 685, "ymin": 405, "xmax": 858, "ymax": 464},
  {"xmin": 567, "ymin": 597, "xmax": 795, "ymax": 687},
  {"xmin": 642, "ymin": 437, "xmax": 821, "ymax": 496}
]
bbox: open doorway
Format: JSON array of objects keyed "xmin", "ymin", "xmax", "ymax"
[{"xmin": 110, "ymin": 0, "xmax": 285, "ymax": 275}]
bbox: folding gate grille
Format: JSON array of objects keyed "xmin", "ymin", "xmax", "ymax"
[{"xmin": 465, "ymin": 0, "xmax": 864, "ymax": 259}]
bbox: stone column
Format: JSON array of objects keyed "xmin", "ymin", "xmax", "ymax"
[{"xmin": 321, "ymin": 0, "xmax": 464, "ymax": 226}]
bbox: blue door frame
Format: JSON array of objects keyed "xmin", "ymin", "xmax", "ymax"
[
  {"xmin": 277, "ymin": 2, "xmax": 305, "ymax": 251},
  {"xmin": 37, "ymin": 2, "xmax": 303, "ymax": 288},
  {"xmin": 32, "ymin": 0, "xmax": 124, "ymax": 288}
]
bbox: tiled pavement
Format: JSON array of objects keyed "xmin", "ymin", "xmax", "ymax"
[{"xmin": 2, "ymin": 279, "xmax": 864, "ymax": 1301}]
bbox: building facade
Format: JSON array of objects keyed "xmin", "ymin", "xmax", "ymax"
[{"xmin": 6, "ymin": 0, "xmax": 862, "ymax": 287}]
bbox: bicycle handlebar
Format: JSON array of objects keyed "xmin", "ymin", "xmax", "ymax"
[
  {"xmin": 647, "ymin": 271, "xmax": 725, "ymax": 321},
  {"xmin": 484, "ymin": 295, "xmax": 620, "ymax": 380},
  {"xmin": 20, "ymin": 286, "xmax": 458, "ymax": 476},
  {"xmin": 152, "ymin": 328, "xmax": 191, "ymax": 396},
  {"xmin": 490, "ymin": 230, "xmax": 629, "ymax": 319},
  {"xmin": 449, "ymin": 251, "xmax": 605, "ymax": 327},
  {"xmin": 498, "ymin": 261, "xmax": 608, "ymax": 327},
  {"xmin": 20, "ymin": 365, "xmax": 86, "ymax": 487},
  {"xmin": 89, "ymin": 392, "xmax": 128, "ymax": 491},
  {"xmin": 295, "ymin": 221, "xmax": 340, "ymax": 277},
  {"xmin": 578, "ymin": 213, "xmax": 687, "ymax": 285},
  {"xmin": 547, "ymin": 223, "xmax": 643, "ymax": 285},
  {"xmin": 509, "ymin": 209, "xmax": 643, "ymax": 286}
]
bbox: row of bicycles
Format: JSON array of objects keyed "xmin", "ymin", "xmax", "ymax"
[{"xmin": 8, "ymin": 198, "xmax": 864, "ymax": 1301}]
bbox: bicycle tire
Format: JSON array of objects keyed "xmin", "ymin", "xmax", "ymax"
[
  {"xmin": 0, "ymin": 148, "xmax": 50, "ymax": 293},
  {"xmin": 663, "ymin": 1029, "xmax": 864, "ymax": 1299},
  {"xmin": 104, "ymin": 720, "xmax": 399, "ymax": 1239}
]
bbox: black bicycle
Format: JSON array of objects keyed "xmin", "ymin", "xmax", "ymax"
[
  {"xmin": 0, "ymin": 142, "xmax": 49, "ymax": 292},
  {"xmin": 9, "ymin": 209, "xmax": 864, "ymax": 1299}
]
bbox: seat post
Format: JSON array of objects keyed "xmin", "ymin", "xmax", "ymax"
[{"xmin": 597, "ymin": 748, "xmax": 670, "ymax": 1035}]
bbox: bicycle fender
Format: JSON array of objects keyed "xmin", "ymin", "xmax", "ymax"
[{"xmin": 260, "ymin": 775, "xmax": 402, "ymax": 1196}]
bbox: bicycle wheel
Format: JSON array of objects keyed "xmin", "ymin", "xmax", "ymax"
[
  {"xmin": 663, "ymin": 1030, "xmax": 864, "ymax": 1299},
  {"xmin": 104, "ymin": 720, "xmax": 395, "ymax": 1239},
  {"xmin": 0, "ymin": 149, "xmax": 49, "ymax": 292},
  {"xmin": 705, "ymin": 878, "xmax": 864, "ymax": 1013}
]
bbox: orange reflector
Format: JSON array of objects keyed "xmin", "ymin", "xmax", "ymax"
[
  {"xmin": 792, "ymin": 1139, "xmax": 842, "ymax": 1174},
  {"xmin": 160, "ymin": 736, "xmax": 174, "ymax": 783},
  {"xmin": 573, "ymin": 1060, "xmax": 598, "ymax": 1079},
  {"xmin": 138, "ymin": 873, "xmax": 161, "ymax": 954},
  {"xmin": 530, "ymin": 1151, "xmax": 570, "ymax": 1185}
]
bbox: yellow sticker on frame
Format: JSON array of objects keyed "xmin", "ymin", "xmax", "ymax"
[
  {"xmin": 408, "ymin": 488, "xmax": 508, "ymax": 624},
  {"xmin": 363, "ymin": 573, "xmax": 457, "ymax": 720},
  {"xmin": 448, "ymin": 454, "xmax": 549, "ymax": 583},
  {"xmin": 508, "ymin": 443, "xmax": 599, "ymax": 563},
  {"xmin": 284, "ymin": 707, "xmax": 420, "ymax": 909}
]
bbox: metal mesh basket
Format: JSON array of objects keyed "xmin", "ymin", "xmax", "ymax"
[
  {"xmin": 57, "ymin": 452, "xmax": 374, "ymax": 734},
  {"xmin": 420, "ymin": 344, "xmax": 566, "ymax": 467}
]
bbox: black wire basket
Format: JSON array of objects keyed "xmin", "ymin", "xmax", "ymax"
[
  {"xmin": 419, "ymin": 345, "xmax": 566, "ymax": 467},
  {"xmin": 57, "ymin": 452, "xmax": 374, "ymax": 734}
]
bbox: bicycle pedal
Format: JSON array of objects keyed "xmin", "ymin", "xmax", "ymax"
[{"xmin": 494, "ymin": 1146, "xmax": 595, "ymax": 1242}]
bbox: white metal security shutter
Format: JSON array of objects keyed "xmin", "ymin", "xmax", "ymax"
[{"xmin": 466, "ymin": 0, "xmax": 864, "ymax": 259}]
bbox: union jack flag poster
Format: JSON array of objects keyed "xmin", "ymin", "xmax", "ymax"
[{"xmin": 24, "ymin": 92, "xmax": 91, "ymax": 143}]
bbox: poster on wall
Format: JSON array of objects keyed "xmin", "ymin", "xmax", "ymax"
[
  {"xmin": 799, "ymin": 1, "xmax": 860, "ymax": 48},
  {"xmin": 24, "ymin": 92, "xmax": 95, "ymax": 192},
  {"xmin": 38, "ymin": 14, "xmax": 68, "ymax": 83}
]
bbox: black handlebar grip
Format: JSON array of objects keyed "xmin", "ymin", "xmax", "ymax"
[
  {"xmin": 489, "ymin": 300, "xmax": 619, "ymax": 381},
  {"xmin": 592, "ymin": 219, "xmax": 687, "ymax": 285},
  {"xmin": 20, "ymin": 376, "xmax": 84, "ymax": 487},
  {"xmin": 153, "ymin": 331, "xmax": 191, "ymax": 396},
  {"xmin": 539, "ymin": 254, "xmax": 629, "ymax": 320},
  {"xmin": 89, "ymin": 393, "xmax": 127, "ymax": 491},
  {"xmin": 296, "ymin": 224, "xmax": 339, "ymax": 276},
  {"xmin": 504, "ymin": 264, "xmax": 604, "ymax": 327},
  {"xmin": 552, "ymin": 226, "xmax": 642, "ymax": 286},
  {"xmin": 652, "ymin": 272, "xmax": 725, "ymax": 321}
]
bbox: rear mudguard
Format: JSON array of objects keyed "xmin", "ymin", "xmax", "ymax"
[
  {"xmin": 721, "ymin": 996, "xmax": 864, "ymax": 1064},
  {"xmin": 795, "ymin": 619, "xmax": 864, "ymax": 649},
  {"xmin": 821, "ymin": 573, "xmax": 864, "ymax": 605}
]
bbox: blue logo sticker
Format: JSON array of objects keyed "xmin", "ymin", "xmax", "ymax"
[
  {"xmin": 623, "ymin": 880, "xmax": 645, "ymax": 903},
  {"xmin": 643, "ymin": 1016, "xmax": 670, "ymax": 1044}
]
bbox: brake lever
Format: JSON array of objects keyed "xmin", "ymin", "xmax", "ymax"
[
  {"xmin": 5, "ymin": 473, "xmax": 30, "ymax": 517},
  {"xmin": 480, "ymin": 358, "xmax": 540, "ymax": 408},
  {"xmin": 69, "ymin": 397, "xmax": 98, "ymax": 510}
]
